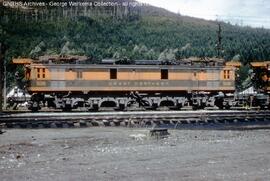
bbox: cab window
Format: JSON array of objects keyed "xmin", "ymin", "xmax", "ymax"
[
  {"xmin": 37, "ymin": 68, "xmax": 46, "ymax": 79},
  {"xmin": 223, "ymin": 70, "xmax": 230, "ymax": 79}
]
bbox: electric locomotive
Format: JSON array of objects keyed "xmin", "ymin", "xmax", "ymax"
[{"xmin": 10, "ymin": 55, "xmax": 269, "ymax": 111}]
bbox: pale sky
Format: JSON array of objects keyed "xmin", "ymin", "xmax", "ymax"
[{"xmin": 138, "ymin": 0, "xmax": 270, "ymax": 28}]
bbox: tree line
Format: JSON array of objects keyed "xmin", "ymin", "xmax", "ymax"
[{"xmin": 1, "ymin": 3, "xmax": 270, "ymax": 89}]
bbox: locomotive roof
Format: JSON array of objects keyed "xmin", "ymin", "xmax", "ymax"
[
  {"xmin": 251, "ymin": 61, "xmax": 270, "ymax": 68},
  {"xmin": 13, "ymin": 55, "xmax": 241, "ymax": 68},
  {"xmin": 38, "ymin": 55, "xmax": 89, "ymax": 62},
  {"xmin": 29, "ymin": 63, "xmax": 235, "ymax": 70},
  {"xmin": 102, "ymin": 57, "xmax": 226, "ymax": 66}
]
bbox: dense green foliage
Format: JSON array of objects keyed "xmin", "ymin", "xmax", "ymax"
[{"xmin": 1, "ymin": 3, "xmax": 270, "ymax": 89}]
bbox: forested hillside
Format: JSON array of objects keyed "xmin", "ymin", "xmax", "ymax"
[{"xmin": 1, "ymin": 0, "xmax": 270, "ymax": 88}]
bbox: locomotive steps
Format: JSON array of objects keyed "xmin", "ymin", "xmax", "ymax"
[{"xmin": 0, "ymin": 110, "xmax": 270, "ymax": 130}]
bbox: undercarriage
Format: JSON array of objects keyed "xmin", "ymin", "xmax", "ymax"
[{"xmin": 22, "ymin": 91, "xmax": 270, "ymax": 111}]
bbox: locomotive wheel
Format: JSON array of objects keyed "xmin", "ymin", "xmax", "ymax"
[
  {"xmin": 29, "ymin": 103, "xmax": 40, "ymax": 112},
  {"xmin": 115, "ymin": 107, "xmax": 126, "ymax": 111},
  {"xmin": 215, "ymin": 98, "xmax": 224, "ymax": 110},
  {"xmin": 62, "ymin": 108, "xmax": 72, "ymax": 112},
  {"xmin": 192, "ymin": 105, "xmax": 205, "ymax": 110},
  {"xmin": 30, "ymin": 107, "xmax": 39, "ymax": 112}
]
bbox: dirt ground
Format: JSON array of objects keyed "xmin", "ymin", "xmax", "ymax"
[{"xmin": 0, "ymin": 127, "xmax": 270, "ymax": 181}]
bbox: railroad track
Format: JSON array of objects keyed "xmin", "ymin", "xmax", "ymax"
[{"xmin": 0, "ymin": 110, "xmax": 270, "ymax": 130}]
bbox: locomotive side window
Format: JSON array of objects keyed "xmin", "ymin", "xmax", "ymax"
[
  {"xmin": 110, "ymin": 69, "xmax": 117, "ymax": 79},
  {"xmin": 224, "ymin": 70, "xmax": 230, "ymax": 79},
  {"xmin": 161, "ymin": 69, "xmax": 168, "ymax": 79},
  {"xmin": 37, "ymin": 68, "xmax": 46, "ymax": 79},
  {"xmin": 37, "ymin": 68, "xmax": 40, "ymax": 78},
  {"xmin": 77, "ymin": 71, "xmax": 83, "ymax": 79},
  {"xmin": 26, "ymin": 68, "xmax": 31, "ymax": 80},
  {"xmin": 42, "ymin": 68, "xmax": 45, "ymax": 78}
]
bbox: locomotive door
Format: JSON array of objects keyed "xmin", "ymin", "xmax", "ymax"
[
  {"xmin": 50, "ymin": 68, "xmax": 66, "ymax": 90},
  {"xmin": 192, "ymin": 69, "xmax": 208, "ymax": 91},
  {"xmin": 189, "ymin": 70, "xmax": 199, "ymax": 91},
  {"xmin": 207, "ymin": 69, "xmax": 220, "ymax": 89}
]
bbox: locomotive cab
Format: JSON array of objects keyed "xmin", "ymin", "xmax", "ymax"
[{"xmin": 250, "ymin": 61, "xmax": 270, "ymax": 93}]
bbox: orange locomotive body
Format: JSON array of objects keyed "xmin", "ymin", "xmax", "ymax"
[
  {"xmin": 250, "ymin": 61, "xmax": 270, "ymax": 92},
  {"xmin": 13, "ymin": 56, "xmax": 243, "ymax": 111}
]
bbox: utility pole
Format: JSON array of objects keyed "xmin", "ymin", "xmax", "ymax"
[
  {"xmin": 216, "ymin": 23, "xmax": 222, "ymax": 58},
  {"xmin": 0, "ymin": 43, "xmax": 7, "ymax": 112},
  {"xmin": 3, "ymin": 55, "xmax": 6, "ymax": 110},
  {"xmin": 0, "ymin": 43, "xmax": 3, "ymax": 112}
]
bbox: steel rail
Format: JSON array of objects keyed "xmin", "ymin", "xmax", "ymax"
[{"xmin": 0, "ymin": 110, "xmax": 269, "ymax": 129}]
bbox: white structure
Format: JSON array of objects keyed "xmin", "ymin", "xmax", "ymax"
[
  {"xmin": 6, "ymin": 87, "xmax": 31, "ymax": 108},
  {"xmin": 239, "ymin": 87, "xmax": 257, "ymax": 95}
]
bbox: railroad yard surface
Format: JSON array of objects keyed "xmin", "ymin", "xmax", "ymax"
[{"xmin": 1, "ymin": 127, "xmax": 270, "ymax": 180}]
